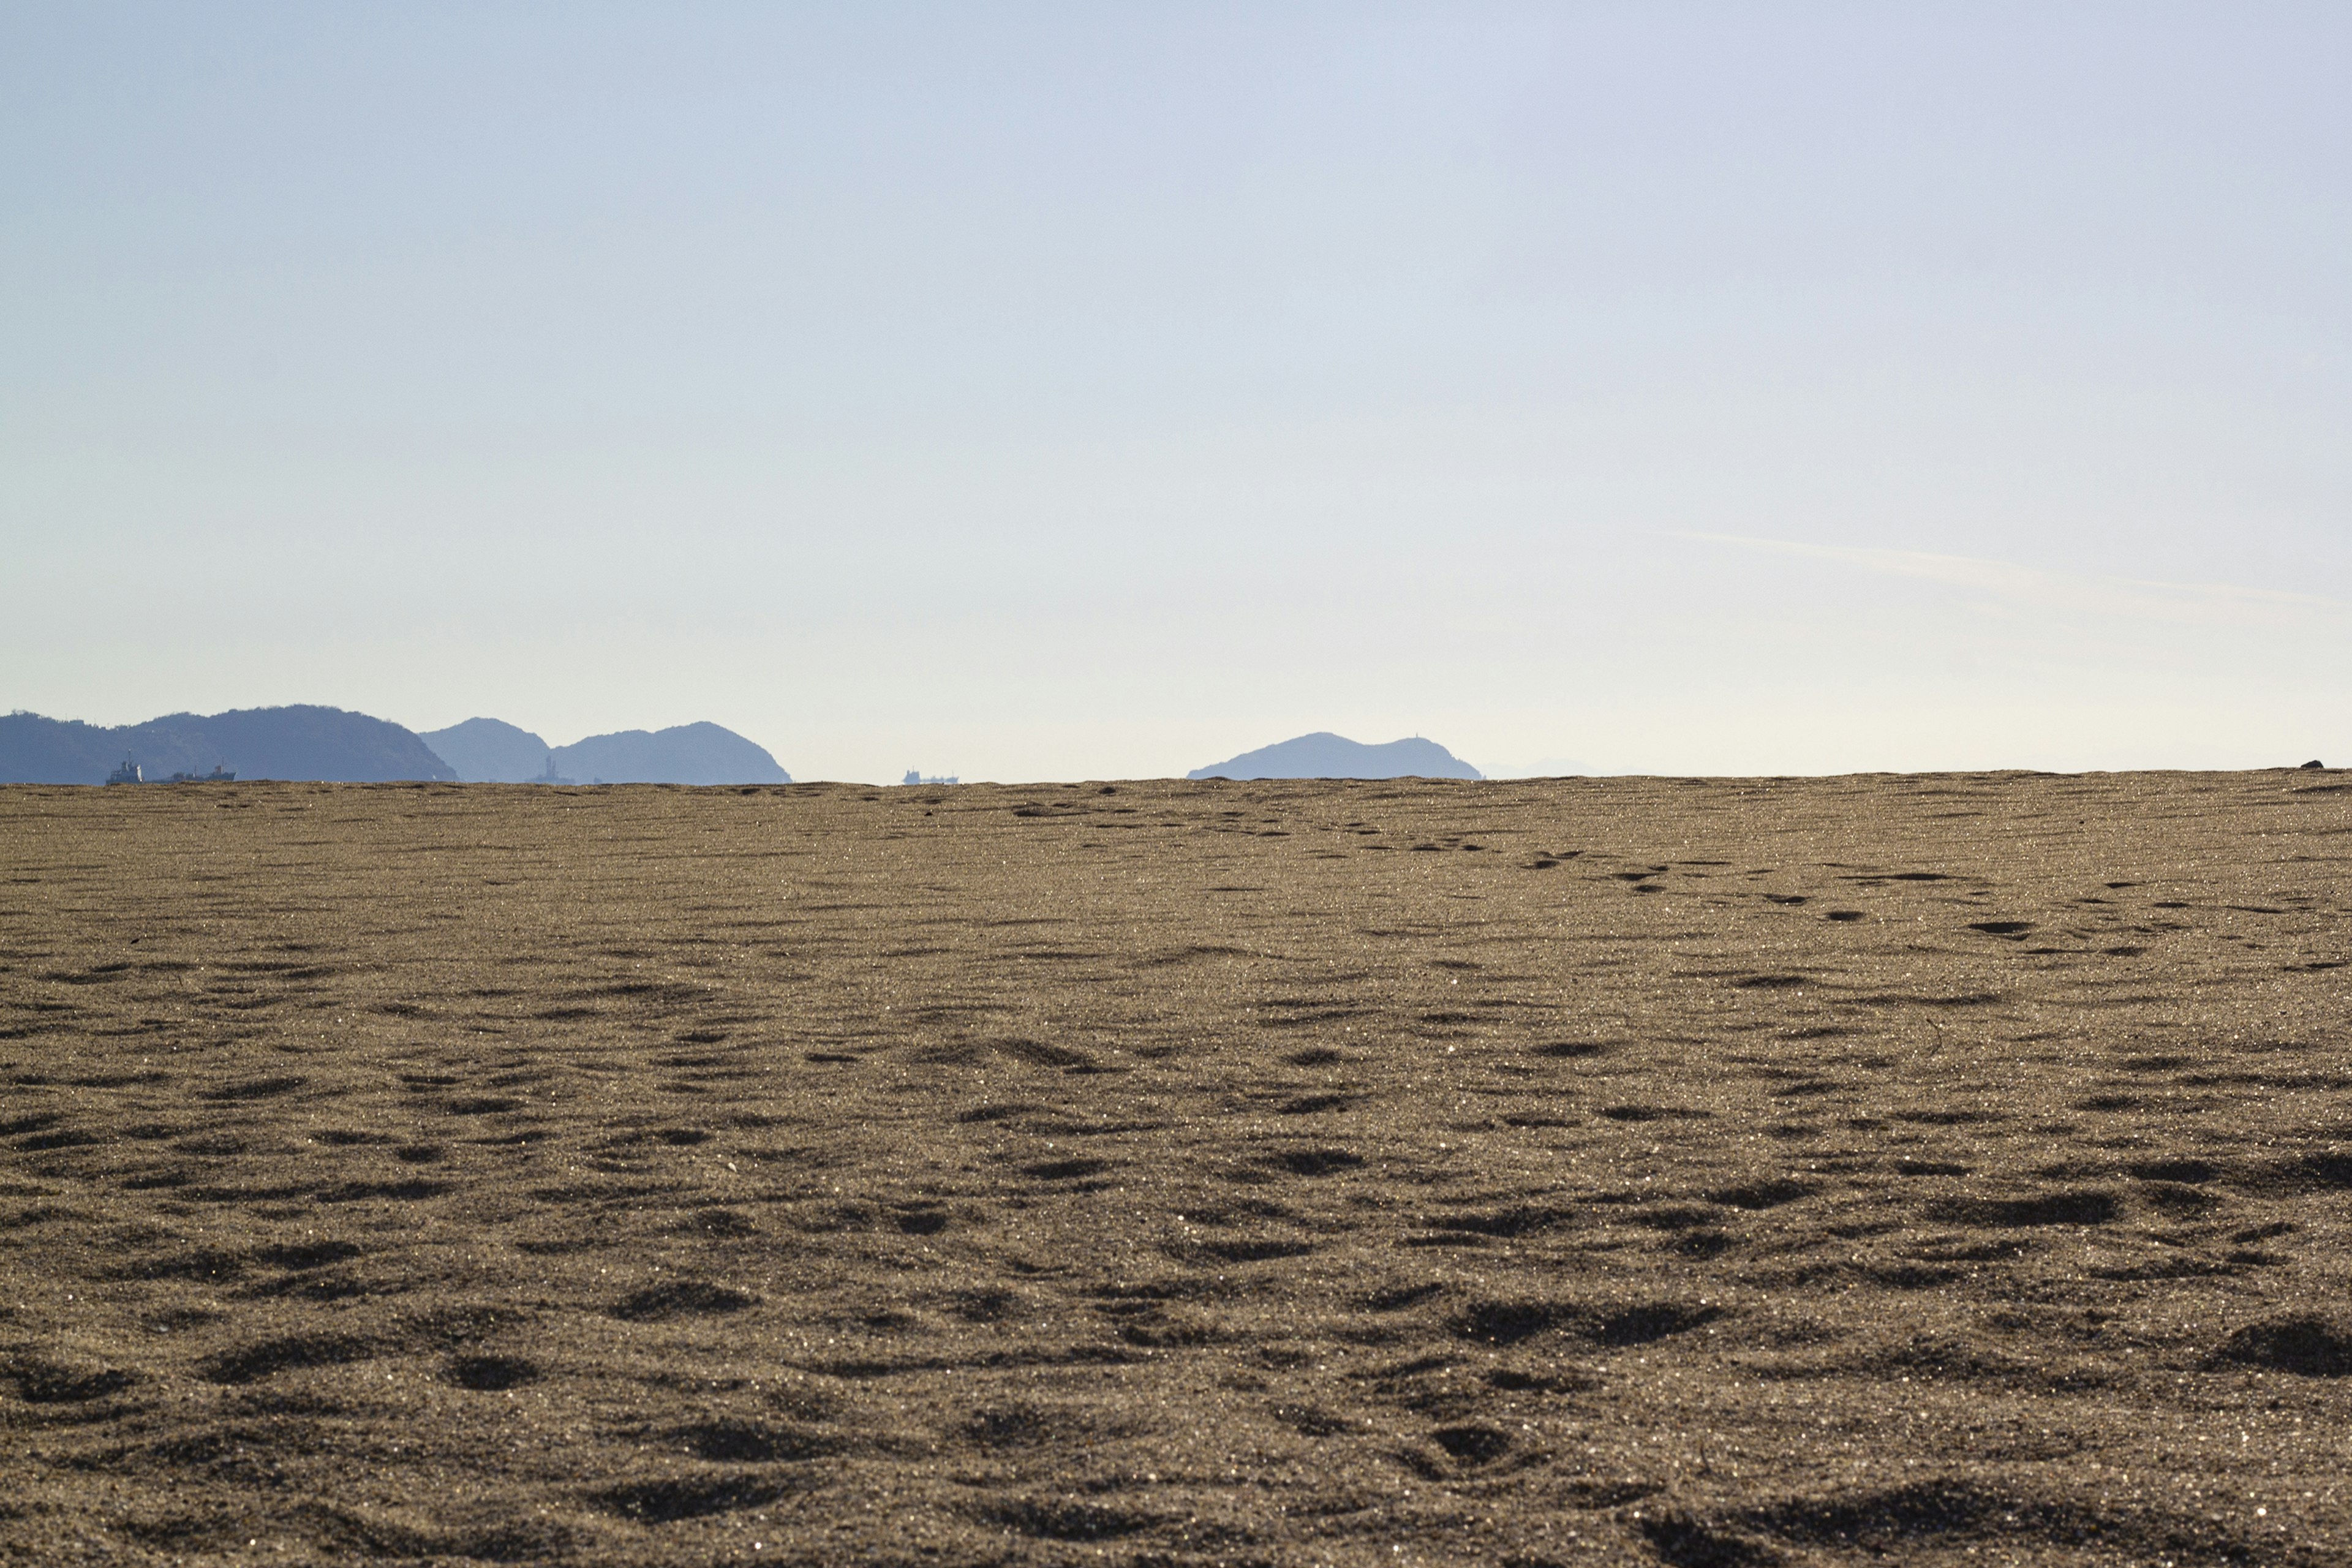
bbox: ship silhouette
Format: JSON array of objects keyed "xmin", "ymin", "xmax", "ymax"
[{"xmin": 103, "ymin": 754, "xmax": 237, "ymax": 785}]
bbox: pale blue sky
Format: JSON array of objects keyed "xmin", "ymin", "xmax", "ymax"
[{"xmin": 6, "ymin": 3, "xmax": 2347, "ymax": 780}]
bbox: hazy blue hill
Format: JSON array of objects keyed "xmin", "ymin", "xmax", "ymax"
[
  {"xmin": 124, "ymin": 706, "xmax": 458, "ymax": 782},
  {"xmin": 0, "ymin": 706, "xmax": 457, "ymax": 783},
  {"xmin": 420, "ymin": 718, "xmax": 553, "ymax": 783},
  {"xmin": 0, "ymin": 712, "xmax": 118, "ymax": 783},
  {"xmin": 549, "ymin": 723, "xmax": 790, "ymax": 785},
  {"xmin": 1187, "ymin": 732, "xmax": 1482, "ymax": 781}
]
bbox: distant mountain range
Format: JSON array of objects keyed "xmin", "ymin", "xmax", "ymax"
[
  {"xmin": 419, "ymin": 718, "xmax": 790, "ymax": 785},
  {"xmin": 0, "ymin": 707, "xmax": 790, "ymax": 785},
  {"xmin": 4, "ymin": 711, "xmax": 1475, "ymax": 786},
  {"xmin": 1188, "ymin": 733, "xmax": 1481, "ymax": 781}
]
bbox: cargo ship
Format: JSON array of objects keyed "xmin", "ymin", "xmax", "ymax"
[{"xmin": 104, "ymin": 756, "xmax": 236, "ymax": 785}]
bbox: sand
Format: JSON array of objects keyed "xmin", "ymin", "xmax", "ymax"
[{"xmin": 2, "ymin": 772, "xmax": 2348, "ymax": 1566}]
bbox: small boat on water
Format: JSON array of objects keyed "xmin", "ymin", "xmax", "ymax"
[{"xmin": 105, "ymin": 755, "xmax": 142, "ymax": 785}]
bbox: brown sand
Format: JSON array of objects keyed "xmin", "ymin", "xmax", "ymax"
[{"xmin": 2, "ymin": 773, "xmax": 2348, "ymax": 1566}]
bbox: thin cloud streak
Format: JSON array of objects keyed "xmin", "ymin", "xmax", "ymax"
[{"xmin": 1685, "ymin": 532, "xmax": 2340, "ymax": 626}]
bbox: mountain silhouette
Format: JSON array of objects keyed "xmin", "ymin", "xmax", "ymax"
[
  {"xmin": 0, "ymin": 714, "xmax": 119, "ymax": 783},
  {"xmin": 420, "ymin": 719, "xmax": 791, "ymax": 785},
  {"xmin": 0, "ymin": 706, "xmax": 457, "ymax": 783},
  {"xmin": 548, "ymin": 723, "xmax": 790, "ymax": 785},
  {"xmin": 418, "ymin": 718, "xmax": 555, "ymax": 783},
  {"xmin": 1187, "ymin": 732, "xmax": 1481, "ymax": 781}
]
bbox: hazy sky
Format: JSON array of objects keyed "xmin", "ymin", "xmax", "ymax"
[{"xmin": 6, "ymin": 4, "xmax": 2347, "ymax": 780}]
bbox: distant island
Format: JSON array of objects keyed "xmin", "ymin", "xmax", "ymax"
[
  {"xmin": 0, "ymin": 707, "xmax": 790, "ymax": 785},
  {"xmin": 0, "ymin": 706, "xmax": 458, "ymax": 784},
  {"xmin": 1188, "ymin": 732, "xmax": 1482, "ymax": 781},
  {"xmin": 420, "ymin": 718, "xmax": 790, "ymax": 785}
]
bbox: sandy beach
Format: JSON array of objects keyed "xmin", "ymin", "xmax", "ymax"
[{"xmin": 3, "ymin": 772, "xmax": 2346, "ymax": 1565}]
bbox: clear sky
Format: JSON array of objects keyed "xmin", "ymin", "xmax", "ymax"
[{"xmin": 6, "ymin": 3, "xmax": 2347, "ymax": 781}]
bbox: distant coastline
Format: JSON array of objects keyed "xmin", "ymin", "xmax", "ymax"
[
  {"xmin": 0, "ymin": 707, "xmax": 790, "ymax": 786},
  {"xmin": 4, "ymin": 711, "xmax": 1505, "ymax": 786}
]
